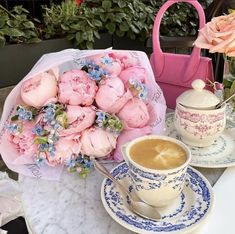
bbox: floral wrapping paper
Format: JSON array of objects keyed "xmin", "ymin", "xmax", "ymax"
[{"xmin": 0, "ymin": 49, "xmax": 166, "ymax": 180}]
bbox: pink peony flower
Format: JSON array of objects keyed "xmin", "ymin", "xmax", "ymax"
[
  {"xmin": 119, "ymin": 66, "xmax": 147, "ymax": 88},
  {"xmin": 58, "ymin": 69, "xmax": 98, "ymax": 106},
  {"xmin": 95, "ymin": 77, "xmax": 132, "ymax": 114},
  {"xmin": 88, "ymin": 54, "xmax": 122, "ymax": 76},
  {"xmin": 7, "ymin": 121, "xmax": 37, "ymax": 156},
  {"xmin": 60, "ymin": 105, "xmax": 96, "ymax": 136},
  {"xmin": 80, "ymin": 127, "xmax": 117, "ymax": 158},
  {"xmin": 21, "ymin": 72, "xmax": 57, "ymax": 108},
  {"xmin": 117, "ymin": 98, "xmax": 150, "ymax": 128},
  {"xmin": 47, "ymin": 136, "xmax": 81, "ymax": 166},
  {"xmin": 108, "ymin": 51, "xmax": 138, "ymax": 69},
  {"xmin": 194, "ymin": 13, "xmax": 235, "ymax": 56}
]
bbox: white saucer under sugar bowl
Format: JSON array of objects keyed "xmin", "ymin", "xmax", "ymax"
[{"xmin": 174, "ymin": 79, "xmax": 226, "ymax": 147}]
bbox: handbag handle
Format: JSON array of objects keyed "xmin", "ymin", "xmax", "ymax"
[{"xmin": 152, "ymin": 0, "xmax": 206, "ymax": 81}]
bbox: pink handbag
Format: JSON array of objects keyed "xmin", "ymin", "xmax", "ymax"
[{"xmin": 150, "ymin": 0, "xmax": 214, "ymax": 109}]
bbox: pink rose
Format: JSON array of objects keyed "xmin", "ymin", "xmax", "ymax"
[
  {"xmin": 7, "ymin": 121, "xmax": 37, "ymax": 156},
  {"xmin": 119, "ymin": 66, "xmax": 147, "ymax": 88},
  {"xmin": 194, "ymin": 13, "xmax": 235, "ymax": 56},
  {"xmin": 21, "ymin": 72, "xmax": 57, "ymax": 108},
  {"xmin": 95, "ymin": 77, "xmax": 132, "ymax": 114},
  {"xmin": 88, "ymin": 54, "xmax": 122, "ymax": 76},
  {"xmin": 117, "ymin": 98, "xmax": 150, "ymax": 128},
  {"xmin": 80, "ymin": 127, "xmax": 117, "ymax": 158},
  {"xmin": 47, "ymin": 136, "xmax": 81, "ymax": 166},
  {"xmin": 60, "ymin": 105, "xmax": 96, "ymax": 136},
  {"xmin": 58, "ymin": 69, "xmax": 98, "ymax": 106}
]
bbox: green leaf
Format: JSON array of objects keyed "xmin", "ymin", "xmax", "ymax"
[
  {"xmin": 116, "ymin": 29, "xmax": 125, "ymax": 37},
  {"xmin": 0, "ymin": 19, "xmax": 5, "ymax": 28},
  {"xmin": 92, "ymin": 19, "xmax": 102, "ymax": 27},
  {"xmin": 23, "ymin": 21, "xmax": 35, "ymax": 29},
  {"xmin": 106, "ymin": 22, "xmax": 116, "ymax": 34},
  {"xmin": 93, "ymin": 31, "xmax": 100, "ymax": 39},
  {"xmin": 102, "ymin": 1, "xmax": 112, "ymax": 10},
  {"xmin": 76, "ymin": 32, "xmax": 82, "ymax": 43},
  {"xmin": 230, "ymin": 80, "xmax": 235, "ymax": 96},
  {"xmin": 61, "ymin": 24, "xmax": 70, "ymax": 30},
  {"xmin": 66, "ymin": 34, "xmax": 75, "ymax": 41},
  {"xmin": 34, "ymin": 137, "xmax": 48, "ymax": 145},
  {"xmin": 6, "ymin": 20, "xmax": 14, "ymax": 27},
  {"xmin": 8, "ymin": 28, "xmax": 24, "ymax": 37},
  {"xmin": 27, "ymin": 38, "xmax": 41, "ymax": 43},
  {"xmin": 11, "ymin": 115, "xmax": 19, "ymax": 121},
  {"xmin": 117, "ymin": 0, "xmax": 127, "ymax": 8},
  {"xmin": 86, "ymin": 41, "xmax": 93, "ymax": 49},
  {"xmin": 120, "ymin": 21, "xmax": 129, "ymax": 32},
  {"xmin": 130, "ymin": 24, "xmax": 140, "ymax": 34}
]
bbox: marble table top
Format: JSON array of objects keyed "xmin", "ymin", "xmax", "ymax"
[{"xmin": 18, "ymin": 164, "xmax": 225, "ymax": 234}]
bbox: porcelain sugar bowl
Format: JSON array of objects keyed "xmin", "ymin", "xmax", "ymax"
[{"xmin": 174, "ymin": 79, "xmax": 226, "ymax": 147}]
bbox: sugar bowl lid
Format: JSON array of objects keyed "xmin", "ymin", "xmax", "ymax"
[{"xmin": 176, "ymin": 79, "xmax": 220, "ymax": 109}]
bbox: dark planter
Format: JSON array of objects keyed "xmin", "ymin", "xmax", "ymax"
[
  {"xmin": 0, "ymin": 33, "xmax": 113, "ymax": 88},
  {"xmin": 112, "ymin": 35, "xmax": 149, "ymax": 54},
  {"xmin": 0, "ymin": 38, "xmax": 73, "ymax": 88}
]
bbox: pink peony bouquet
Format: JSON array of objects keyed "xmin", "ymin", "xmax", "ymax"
[{"xmin": 0, "ymin": 49, "xmax": 166, "ymax": 180}]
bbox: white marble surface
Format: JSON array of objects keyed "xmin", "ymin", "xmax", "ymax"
[
  {"xmin": 19, "ymin": 164, "xmax": 133, "ymax": 234},
  {"xmin": 18, "ymin": 163, "xmax": 225, "ymax": 234}
]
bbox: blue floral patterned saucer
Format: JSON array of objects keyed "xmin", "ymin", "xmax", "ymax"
[
  {"xmin": 101, "ymin": 162, "xmax": 214, "ymax": 234},
  {"xmin": 165, "ymin": 112, "xmax": 235, "ymax": 168}
]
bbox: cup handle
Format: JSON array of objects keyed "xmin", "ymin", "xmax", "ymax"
[{"xmin": 121, "ymin": 143, "xmax": 129, "ymax": 166}]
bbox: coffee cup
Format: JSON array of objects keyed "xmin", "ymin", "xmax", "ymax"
[{"xmin": 121, "ymin": 135, "xmax": 191, "ymax": 207}]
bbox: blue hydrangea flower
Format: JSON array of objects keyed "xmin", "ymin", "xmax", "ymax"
[
  {"xmin": 89, "ymin": 69, "xmax": 103, "ymax": 81},
  {"xmin": 43, "ymin": 107, "xmax": 55, "ymax": 123},
  {"xmin": 17, "ymin": 106, "xmax": 33, "ymax": 121},
  {"xmin": 38, "ymin": 143, "xmax": 49, "ymax": 152},
  {"xmin": 128, "ymin": 79, "xmax": 148, "ymax": 100},
  {"xmin": 32, "ymin": 124, "xmax": 44, "ymax": 136},
  {"xmin": 7, "ymin": 123, "xmax": 19, "ymax": 134},
  {"xmin": 66, "ymin": 157, "xmax": 76, "ymax": 168},
  {"xmin": 100, "ymin": 55, "xmax": 113, "ymax": 65},
  {"xmin": 83, "ymin": 159, "xmax": 93, "ymax": 169},
  {"xmin": 76, "ymin": 154, "xmax": 83, "ymax": 164}
]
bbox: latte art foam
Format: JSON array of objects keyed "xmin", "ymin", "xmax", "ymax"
[{"xmin": 129, "ymin": 139, "xmax": 187, "ymax": 170}]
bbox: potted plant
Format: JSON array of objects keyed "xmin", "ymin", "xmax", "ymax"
[
  {"xmin": 42, "ymin": 0, "xmax": 112, "ymax": 49},
  {"xmin": 0, "ymin": 4, "xmax": 75, "ymax": 88},
  {"xmin": 0, "ymin": 0, "xmax": 211, "ymax": 88}
]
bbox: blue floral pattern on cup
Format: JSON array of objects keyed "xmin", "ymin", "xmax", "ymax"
[
  {"xmin": 101, "ymin": 162, "xmax": 213, "ymax": 233},
  {"xmin": 128, "ymin": 158, "xmax": 187, "ymax": 192}
]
